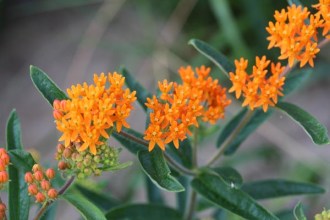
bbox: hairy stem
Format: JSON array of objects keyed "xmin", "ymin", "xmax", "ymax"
[
  {"xmin": 34, "ymin": 176, "xmax": 75, "ymax": 220},
  {"xmin": 206, "ymin": 110, "xmax": 254, "ymax": 166},
  {"xmin": 117, "ymin": 130, "xmax": 196, "ymax": 176}
]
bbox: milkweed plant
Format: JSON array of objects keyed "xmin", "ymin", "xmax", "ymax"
[{"xmin": 1, "ymin": 1, "xmax": 330, "ymax": 220}]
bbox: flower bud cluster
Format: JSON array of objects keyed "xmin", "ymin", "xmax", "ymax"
[
  {"xmin": 315, "ymin": 209, "xmax": 330, "ymax": 220},
  {"xmin": 24, "ymin": 164, "xmax": 58, "ymax": 204},
  {"xmin": 0, "ymin": 148, "xmax": 10, "ymax": 189},
  {"xmin": 55, "ymin": 142, "xmax": 119, "ymax": 179},
  {"xmin": 0, "ymin": 202, "xmax": 6, "ymax": 220}
]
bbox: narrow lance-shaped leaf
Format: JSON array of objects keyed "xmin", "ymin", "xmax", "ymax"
[
  {"xmin": 241, "ymin": 179, "xmax": 325, "ymax": 200},
  {"xmin": 188, "ymin": 39, "xmax": 234, "ymax": 78},
  {"xmin": 120, "ymin": 67, "xmax": 152, "ymax": 112},
  {"xmin": 61, "ymin": 189, "xmax": 106, "ymax": 220},
  {"xmin": 211, "ymin": 167, "xmax": 243, "ymax": 188},
  {"xmin": 146, "ymin": 177, "xmax": 165, "ymax": 205},
  {"xmin": 30, "ymin": 65, "xmax": 67, "ymax": 106},
  {"xmin": 293, "ymin": 202, "xmax": 307, "ymax": 220},
  {"xmin": 216, "ymin": 68, "xmax": 313, "ymax": 155},
  {"xmin": 191, "ymin": 172, "xmax": 279, "ymax": 220},
  {"xmin": 105, "ymin": 204, "xmax": 183, "ymax": 220},
  {"xmin": 6, "ymin": 111, "xmax": 32, "ymax": 220},
  {"xmin": 277, "ymin": 102, "xmax": 330, "ymax": 145},
  {"xmin": 138, "ymin": 149, "xmax": 184, "ymax": 192},
  {"xmin": 75, "ymin": 184, "xmax": 120, "ymax": 211}
]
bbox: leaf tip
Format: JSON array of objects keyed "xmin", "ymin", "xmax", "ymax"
[{"xmin": 188, "ymin": 39, "xmax": 196, "ymax": 46}]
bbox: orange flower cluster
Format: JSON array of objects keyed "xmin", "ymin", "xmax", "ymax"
[
  {"xmin": 0, "ymin": 148, "xmax": 10, "ymax": 189},
  {"xmin": 266, "ymin": 4, "xmax": 323, "ymax": 67},
  {"xmin": 313, "ymin": 0, "xmax": 330, "ymax": 39},
  {"xmin": 144, "ymin": 66, "xmax": 231, "ymax": 151},
  {"xmin": 53, "ymin": 73, "xmax": 136, "ymax": 154},
  {"xmin": 229, "ymin": 56, "xmax": 285, "ymax": 112},
  {"xmin": 25, "ymin": 164, "xmax": 57, "ymax": 204}
]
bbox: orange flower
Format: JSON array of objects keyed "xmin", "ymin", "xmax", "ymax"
[
  {"xmin": 144, "ymin": 66, "xmax": 231, "ymax": 151},
  {"xmin": 313, "ymin": 0, "xmax": 330, "ymax": 38},
  {"xmin": 229, "ymin": 56, "xmax": 285, "ymax": 112},
  {"xmin": 266, "ymin": 4, "xmax": 322, "ymax": 67},
  {"xmin": 53, "ymin": 72, "xmax": 136, "ymax": 155}
]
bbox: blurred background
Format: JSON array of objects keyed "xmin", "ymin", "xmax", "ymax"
[{"xmin": 0, "ymin": 0, "xmax": 330, "ymax": 219}]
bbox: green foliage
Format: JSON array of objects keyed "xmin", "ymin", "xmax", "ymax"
[
  {"xmin": 242, "ymin": 179, "xmax": 325, "ymax": 200},
  {"xmin": 293, "ymin": 202, "xmax": 307, "ymax": 220},
  {"xmin": 112, "ymin": 128, "xmax": 146, "ymax": 154},
  {"xmin": 188, "ymin": 39, "xmax": 234, "ymax": 77},
  {"xmin": 6, "ymin": 111, "xmax": 32, "ymax": 220},
  {"xmin": 30, "ymin": 65, "xmax": 68, "ymax": 105},
  {"xmin": 61, "ymin": 189, "xmax": 106, "ymax": 220},
  {"xmin": 105, "ymin": 204, "xmax": 183, "ymax": 220},
  {"xmin": 277, "ymin": 102, "xmax": 330, "ymax": 145},
  {"xmin": 211, "ymin": 166, "xmax": 243, "ymax": 188},
  {"xmin": 138, "ymin": 149, "xmax": 184, "ymax": 192},
  {"xmin": 120, "ymin": 66, "xmax": 152, "ymax": 112},
  {"xmin": 191, "ymin": 172, "xmax": 279, "ymax": 220},
  {"xmin": 75, "ymin": 184, "xmax": 119, "ymax": 211}
]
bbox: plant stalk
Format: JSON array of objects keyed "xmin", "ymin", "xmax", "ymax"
[{"xmin": 206, "ymin": 110, "xmax": 254, "ymax": 166}]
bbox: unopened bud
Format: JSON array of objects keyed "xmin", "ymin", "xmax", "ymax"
[
  {"xmin": 24, "ymin": 172, "xmax": 34, "ymax": 184},
  {"xmin": 58, "ymin": 161, "xmax": 68, "ymax": 170},
  {"xmin": 0, "ymin": 160, "xmax": 6, "ymax": 172},
  {"xmin": 77, "ymin": 173, "xmax": 85, "ymax": 179},
  {"xmin": 60, "ymin": 100, "xmax": 66, "ymax": 110},
  {"xmin": 0, "ymin": 154, "xmax": 10, "ymax": 165},
  {"xmin": 63, "ymin": 148, "xmax": 72, "ymax": 159},
  {"xmin": 57, "ymin": 144, "xmax": 65, "ymax": 153},
  {"xmin": 0, "ymin": 171, "xmax": 8, "ymax": 183},
  {"xmin": 53, "ymin": 110, "xmax": 63, "ymax": 120},
  {"xmin": 83, "ymin": 168, "xmax": 92, "ymax": 176},
  {"xmin": 53, "ymin": 99, "xmax": 61, "ymax": 109},
  {"xmin": 47, "ymin": 188, "xmax": 58, "ymax": 199},
  {"xmin": 32, "ymin": 164, "xmax": 42, "ymax": 173},
  {"xmin": 93, "ymin": 156, "xmax": 101, "ymax": 163},
  {"xmin": 40, "ymin": 180, "xmax": 50, "ymax": 191},
  {"xmin": 35, "ymin": 192, "xmax": 46, "ymax": 203},
  {"xmin": 33, "ymin": 171, "xmax": 43, "ymax": 181},
  {"xmin": 83, "ymin": 158, "xmax": 91, "ymax": 166},
  {"xmin": 94, "ymin": 169, "xmax": 102, "ymax": 176},
  {"xmin": 0, "ymin": 148, "xmax": 7, "ymax": 157},
  {"xmin": 45, "ymin": 168, "xmax": 55, "ymax": 179},
  {"xmin": 28, "ymin": 184, "xmax": 38, "ymax": 195}
]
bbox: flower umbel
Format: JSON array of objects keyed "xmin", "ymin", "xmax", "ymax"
[
  {"xmin": 55, "ymin": 143, "xmax": 120, "ymax": 179},
  {"xmin": 266, "ymin": 4, "xmax": 323, "ymax": 67},
  {"xmin": 0, "ymin": 148, "xmax": 10, "ymax": 189},
  {"xmin": 229, "ymin": 56, "xmax": 286, "ymax": 112},
  {"xmin": 53, "ymin": 72, "xmax": 136, "ymax": 155},
  {"xmin": 315, "ymin": 208, "xmax": 330, "ymax": 220},
  {"xmin": 144, "ymin": 66, "xmax": 231, "ymax": 151},
  {"xmin": 24, "ymin": 164, "xmax": 58, "ymax": 204}
]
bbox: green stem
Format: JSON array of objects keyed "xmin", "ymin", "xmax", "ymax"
[
  {"xmin": 34, "ymin": 176, "xmax": 75, "ymax": 220},
  {"xmin": 117, "ymin": 130, "xmax": 196, "ymax": 176},
  {"xmin": 206, "ymin": 110, "xmax": 254, "ymax": 166},
  {"xmin": 186, "ymin": 190, "xmax": 197, "ymax": 220}
]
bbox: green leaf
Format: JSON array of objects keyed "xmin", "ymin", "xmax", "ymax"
[
  {"xmin": 40, "ymin": 203, "xmax": 58, "ymax": 220},
  {"xmin": 105, "ymin": 204, "xmax": 183, "ymax": 220},
  {"xmin": 277, "ymin": 102, "xmax": 330, "ymax": 145},
  {"xmin": 287, "ymin": 0, "xmax": 303, "ymax": 6},
  {"xmin": 138, "ymin": 149, "xmax": 184, "ymax": 192},
  {"xmin": 8, "ymin": 150, "xmax": 36, "ymax": 172},
  {"xmin": 212, "ymin": 167, "xmax": 243, "ymax": 188},
  {"xmin": 30, "ymin": 65, "xmax": 68, "ymax": 106},
  {"xmin": 146, "ymin": 177, "xmax": 165, "ymax": 205},
  {"xmin": 6, "ymin": 111, "xmax": 32, "ymax": 220},
  {"xmin": 101, "ymin": 161, "xmax": 133, "ymax": 171},
  {"xmin": 293, "ymin": 202, "xmax": 307, "ymax": 220},
  {"xmin": 167, "ymin": 139, "xmax": 193, "ymax": 169},
  {"xmin": 61, "ymin": 189, "xmax": 106, "ymax": 220},
  {"xmin": 75, "ymin": 184, "xmax": 119, "ymax": 211},
  {"xmin": 112, "ymin": 128, "xmax": 147, "ymax": 154},
  {"xmin": 276, "ymin": 209, "xmax": 295, "ymax": 220},
  {"xmin": 120, "ymin": 67, "xmax": 152, "ymax": 112},
  {"xmin": 191, "ymin": 172, "xmax": 278, "ymax": 220},
  {"xmin": 176, "ymin": 176, "xmax": 189, "ymax": 213},
  {"xmin": 188, "ymin": 39, "xmax": 234, "ymax": 77},
  {"xmin": 216, "ymin": 68, "xmax": 312, "ymax": 155},
  {"xmin": 241, "ymin": 179, "xmax": 325, "ymax": 200}
]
